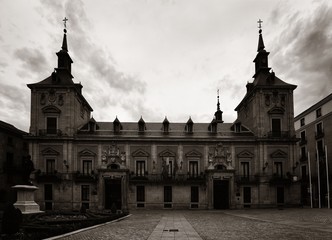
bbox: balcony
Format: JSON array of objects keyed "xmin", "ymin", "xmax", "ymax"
[
  {"xmin": 39, "ymin": 129, "xmax": 63, "ymax": 136},
  {"xmin": 129, "ymin": 172, "xmax": 206, "ymax": 185},
  {"xmin": 74, "ymin": 172, "xmax": 98, "ymax": 183},
  {"xmin": 35, "ymin": 171, "xmax": 62, "ymax": 182},
  {"xmin": 267, "ymin": 131, "xmax": 290, "ymax": 138},
  {"xmin": 315, "ymin": 131, "xmax": 324, "ymax": 139},
  {"xmin": 269, "ymin": 174, "xmax": 292, "ymax": 185},
  {"xmin": 235, "ymin": 175, "xmax": 260, "ymax": 185},
  {"xmin": 299, "ymin": 155, "xmax": 308, "ymax": 162},
  {"xmin": 299, "ymin": 138, "xmax": 307, "ymax": 146}
]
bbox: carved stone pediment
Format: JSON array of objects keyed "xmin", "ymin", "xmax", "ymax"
[
  {"xmin": 79, "ymin": 149, "xmax": 96, "ymax": 156},
  {"xmin": 159, "ymin": 149, "xmax": 175, "ymax": 157},
  {"xmin": 42, "ymin": 105, "xmax": 61, "ymax": 114},
  {"xmin": 41, "ymin": 147, "xmax": 60, "ymax": 156},
  {"xmin": 132, "ymin": 149, "xmax": 150, "ymax": 157},
  {"xmin": 237, "ymin": 150, "xmax": 254, "ymax": 158},
  {"xmin": 271, "ymin": 149, "xmax": 287, "ymax": 158},
  {"xmin": 185, "ymin": 150, "xmax": 202, "ymax": 158}
]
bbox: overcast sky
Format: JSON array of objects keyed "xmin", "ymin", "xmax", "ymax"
[{"xmin": 1, "ymin": 0, "xmax": 331, "ymax": 132}]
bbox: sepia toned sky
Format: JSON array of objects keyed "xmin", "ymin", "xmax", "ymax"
[{"xmin": 0, "ymin": 0, "xmax": 331, "ymax": 131}]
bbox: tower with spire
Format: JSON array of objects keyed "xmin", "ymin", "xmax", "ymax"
[
  {"xmin": 27, "ymin": 18, "xmax": 93, "ymax": 137},
  {"xmin": 214, "ymin": 89, "xmax": 223, "ymax": 123},
  {"xmin": 235, "ymin": 19, "xmax": 297, "ymax": 138}
]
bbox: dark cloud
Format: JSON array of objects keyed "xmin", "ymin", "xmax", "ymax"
[
  {"xmin": 0, "ymin": 81, "xmax": 30, "ymax": 131},
  {"xmin": 14, "ymin": 47, "xmax": 48, "ymax": 76},
  {"xmin": 40, "ymin": 0, "xmax": 146, "ymax": 92},
  {"xmin": 36, "ymin": 0, "xmax": 148, "ymax": 123},
  {"xmin": 270, "ymin": 4, "xmax": 332, "ymax": 115}
]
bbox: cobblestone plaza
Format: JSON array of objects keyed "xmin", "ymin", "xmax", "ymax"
[{"xmin": 53, "ymin": 209, "xmax": 332, "ymax": 240}]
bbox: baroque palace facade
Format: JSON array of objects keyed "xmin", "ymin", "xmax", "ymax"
[{"xmin": 26, "ymin": 26, "xmax": 300, "ymax": 211}]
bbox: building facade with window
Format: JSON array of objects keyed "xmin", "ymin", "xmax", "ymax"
[
  {"xmin": 26, "ymin": 26, "xmax": 300, "ymax": 211},
  {"xmin": 294, "ymin": 93, "xmax": 332, "ymax": 207}
]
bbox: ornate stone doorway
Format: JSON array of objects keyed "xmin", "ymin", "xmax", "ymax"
[
  {"xmin": 105, "ymin": 178, "xmax": 122, "ymax": 210},
  {"xmin": 213, "ymin": 180, "xmax": 229, "ymax": 209}
]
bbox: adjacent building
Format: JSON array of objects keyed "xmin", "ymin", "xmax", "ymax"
[
  {"xmin": 294, "ymin": 93, "xmax": 332, "ymax": 207},
  {"xmin": 26, "ymin": 25, "xmax": 300, "ymax": 211},
  {"xmin": 0, "ymin": 120, "xmax": 29, "ymax": 210}
]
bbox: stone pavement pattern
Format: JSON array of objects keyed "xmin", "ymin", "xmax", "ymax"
[
  {"xmin": 147, "ymin": 214, "xmax": 201, "ymax": 240},
  {"xmin": 57, "ymin": 209, "xmax": 332, "ymax": 240}
]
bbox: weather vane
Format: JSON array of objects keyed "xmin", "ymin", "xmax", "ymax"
[
  {"xmin": 63, "ymin": 17, "xmax": 68, "ymax": 29},
  {"xmin": 257, "ymin": 19, "xmax": 263, "ymax": 29}
]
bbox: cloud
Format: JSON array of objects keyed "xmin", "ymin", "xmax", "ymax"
[
  {"xmin": 37, "ymin": 0, "xmax": 148, "ymax": 121},
  {"xmin": 0, "ymin": 82, "xmax": 30, "ymax": 131},
  {"xmin": 14, "ymin": 47, "xmax": 48, "ymax": 76},
  {"xmin": 270, "ymin": 3, "xmax": 332, "ymax": 115}
]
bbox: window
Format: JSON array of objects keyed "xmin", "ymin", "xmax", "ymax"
[
  {"xmin": 136, "ymin": 160, "xmax": 146, "ymax": 176},
  {"xmin": 46, "ymin": 117, "xmax": 57, "ymax": 134},
  {"xmin": 274, "ymin": 162, "xmax": 283, "ymax": 177},
  {"xmin": 271, "ymin": 118, "xmax": 281, "ymax": 137},
  {"xmin": 81, "ymin": 185, "xmax": 90, "ymax": 201},
  {"xmin": 317, "ymin": 140, "xmax": 324, "ymax": 158},
  {"xmin": 44, "ymin": 184, "xmax": 53, "ymax": 210},
  {"xmin": 241, "ymin": 162, "xmax": 250, "ymax": 178},
  {"xmin": 164, "ymin": 186, "xmax": 172, "ymax": 208},
  {"xmin": 81, "ymin": 185, "xmax": 90, "ymax": 209},
  {"xmin": 46, "ymin": 159, "xmax": 55, "ymax": 174},
  {"xmin": 136, "ymin": 186, "xmax": 145, "ymax": 202},
  {"xmin": 300, "ymin": 118, "xmax": 305, "ymax": 127},
  {"xmin": 82, "ymin": 160, "xmax": 92, "ymax": 175},
  {"xmin": 301, "ymin": 146, "xmax": 307, "ymax": 160},
  {"xmin": 300, "ymin": 131, "xmax": 306, "ymax": 142},
  {"xmin": 316, "ymin": 108, "xmax": 322, "ymax": 118},
  {"xmin": 243, "ymin": 187, "xmax": 251, "ymax": 204},
  {"xmin": 189, "ymin": 161, "xmax": 199, "ymax": 178},
  {"xmin": 191, "ymin": 186, "xmax": 199, "ymax": 203},
  {"xmin": 301, "ymin": 165, "xmax": 307, "ymax": 179},
  {"xmin": 162, "ymin": 157, "xmax": 174, "ymax": 177},
  {"xmin": 316, "ymin": 122, "xmax": 323, "ymax": 136},
  {"xmin": 235, "ymin": 123, "xmax": 241, "ymax": 133}
]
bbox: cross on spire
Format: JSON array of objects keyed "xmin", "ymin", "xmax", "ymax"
[
  {"xmin": 63, "ymin": 17, "xmax": 68, "ymax": 29},
  {"xmin": 257, "ymin": 19, "xmax": 263, "ymax": 29}
]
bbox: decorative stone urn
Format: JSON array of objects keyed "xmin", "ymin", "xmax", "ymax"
[{"xmin": 12, "ymin": 185, "xmax": 42, "ymax": 214}]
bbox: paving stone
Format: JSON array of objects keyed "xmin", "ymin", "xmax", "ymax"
[{"xmin": 54, "ymin": 209, "xmax": 332, "ymax": 240}]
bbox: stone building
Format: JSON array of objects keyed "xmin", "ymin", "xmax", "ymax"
[
  {"xmin": 26, "ymin": 25, "xmax": 300, "ymax": 211},
  {"xmin": 0, "ymin": 120, "xmax": 29, "ymax": 210},
  {"xmin": 294, "ymin": 93, "xmax": 332, "ymax": 207}
]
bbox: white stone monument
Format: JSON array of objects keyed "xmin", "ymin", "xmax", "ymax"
[{"xmin": 12, "ymin": 185, "xmax": 42, "ymax": 214}]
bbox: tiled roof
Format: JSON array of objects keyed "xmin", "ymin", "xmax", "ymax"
[{"xmin": 77, "ymin": 121, "xmax": 254, "ymax": 139}]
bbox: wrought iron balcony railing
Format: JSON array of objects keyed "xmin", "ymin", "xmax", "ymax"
[
  {"xmin": 129, "ymin": 173, "xmax": 206, "ymax": 184},
  {"xmin": 235, "ymin": 175, "xmax": 260, "ymax": 184},
  {"xmin": 315, "ymin": 131, "xmax": 324, "ymax": 139},
  {"xmin": 269, "ymin": 174, "xmax": 292, "ymax": 185}
]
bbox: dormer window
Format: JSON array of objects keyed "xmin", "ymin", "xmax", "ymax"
[
  {"xmin": 208, "ymin": 118, "xmax": 217, "ymax": 133},
  {"xmin": 113, "ymin": 117, "xmax": 122, "ymax": 133},
  {"xmin": 235, "ymin": 122, "xmax": 241, "ymax": 133},
  {"xmin": 163, "ymin": 117, "xmax": 169, "ymax": 134},
  {"xmin": 185, "ymin": 117, "xmax": 193, "ymax": 133},
  {"xmin": 138, "ymin": 116, "xmax": 146, "ymax": 133}
]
